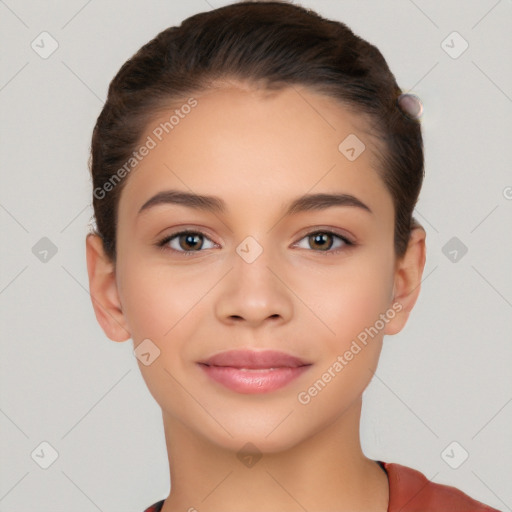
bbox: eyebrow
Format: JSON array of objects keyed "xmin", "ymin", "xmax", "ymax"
[{"xmin": 137, "ymin": 189, "xmax": 372, "ymax": 217}]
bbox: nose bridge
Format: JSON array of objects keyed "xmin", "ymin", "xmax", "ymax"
[{"xmin": 214, "ymin": 233, "xmax": 293, "ymax": 325}]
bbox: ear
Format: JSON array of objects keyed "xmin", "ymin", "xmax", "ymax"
[
  {"xmin": 85, "ymin": 234, "xmax": 131, "ymax": 342},
  {"xmin": 384, "ymin": 227, "xmax": 427, "ymax": 335}
]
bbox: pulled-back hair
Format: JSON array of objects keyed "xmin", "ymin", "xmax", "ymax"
[{"xmin": 89, "ymin": 0, "xmax": 424, "ymax": 262}]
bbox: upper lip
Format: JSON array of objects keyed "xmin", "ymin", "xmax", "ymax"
[{"xmin": 199, "ymin": 349, "xmax": 311, "ymax": 369}]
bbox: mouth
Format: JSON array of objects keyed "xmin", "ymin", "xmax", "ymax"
[{"xmin": 197, "ymin": 349, "xmax": 312, "ymax": 394}]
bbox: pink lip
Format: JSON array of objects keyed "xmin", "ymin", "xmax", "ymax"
[{"xmin": 198, "ymin": 349, "xmax": 312, "ymax": 394}]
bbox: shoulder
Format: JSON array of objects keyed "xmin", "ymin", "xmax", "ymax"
[
  {"xmin": 142, "ymin": 499, "xmax": 165, "ymax": 512},
  {"xmin": 381, "ymin": 461, "xmax": 501, "ymax": 512},
  {"xmin": 142, "ymin": 465, "xmax": 501, "ymax": 512}
]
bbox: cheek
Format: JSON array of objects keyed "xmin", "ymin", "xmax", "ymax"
[
  {"xmin": 293, "ymin": 259, "xmax": 393, "ymax": 413},
  {"xmin": 298, "ymin": 255, "xmax": 395, "ymax": 351},
  {"xmin": 116, "ymin": 256, "xmax": 208, "ymax": 342},
  {"xmin": 116, "ymin": 260, "xmax": 206, "ymax": 402}
]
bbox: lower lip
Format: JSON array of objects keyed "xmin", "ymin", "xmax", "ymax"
[{"xmin": 198, "ymin": 364, "xmax": 311, "ymax": 394}]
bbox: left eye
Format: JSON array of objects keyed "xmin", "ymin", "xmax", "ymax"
[{"xmin": 294, "ymin": 231, "xmax": 352, "ymax": 253}]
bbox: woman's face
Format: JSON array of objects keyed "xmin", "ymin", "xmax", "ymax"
[{"xmin": 110, "ymin": 84, "xmax": 409, "ymax": 452}]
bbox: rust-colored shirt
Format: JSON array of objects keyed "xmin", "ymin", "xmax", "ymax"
[{"xmin": 143, "ymin": 460, "xmax": 501, "ymax": 511}]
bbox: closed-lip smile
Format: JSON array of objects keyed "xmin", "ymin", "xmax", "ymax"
[{"xmin": 197, "ymin": 349, "xmax": 312, "ymax": 393}]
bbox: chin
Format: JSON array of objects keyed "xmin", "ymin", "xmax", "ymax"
[
  {"xmin": 187, "ymin": 407, "xmax": 318, "ymax": 455},
  {"xmin": 211, "ymin": 427, "xmax": 307, "ymax": 455}
]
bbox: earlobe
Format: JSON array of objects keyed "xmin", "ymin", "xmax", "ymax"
[
  {"xmin": 384, "ymin": 227, "xmax": 427, "ymax": 336},
  {"xmin": 85, "ymin": 234, "xmax": 131, "ymax": 342}
]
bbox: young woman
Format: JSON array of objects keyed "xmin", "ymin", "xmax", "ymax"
[{"xmin": 85, "ymin": 2, "xmax": 500, "ymax": 510}]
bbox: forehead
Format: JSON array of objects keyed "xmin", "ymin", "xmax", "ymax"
[{"xmin": 118, "ymin": 84, "xmax": 390, "ymax": 220}]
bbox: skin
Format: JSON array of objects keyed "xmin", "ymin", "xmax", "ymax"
[{"xmin": 86, "ymin": 81, "xmax": 426, "ymax": 512}]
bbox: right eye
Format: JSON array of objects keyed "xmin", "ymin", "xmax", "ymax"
[{"xmin": 157, "ymin": 230, "xmax": 217, "ymax": 255}]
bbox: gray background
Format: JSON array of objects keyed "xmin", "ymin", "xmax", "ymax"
[{"xmin": 1, "ymin": 0, "xmax": 511, "ymax": 511}]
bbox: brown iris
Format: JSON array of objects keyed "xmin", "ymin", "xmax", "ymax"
[
  {"xmin": 178, "ymin": 233, "xmax": 204, "ymax": 251},
  {"xmin": 308, "ymin": 232, "xmax": 333, "ymax": 251}
]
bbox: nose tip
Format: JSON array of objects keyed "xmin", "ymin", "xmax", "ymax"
[{"xmin": 215, "ymin": 257, "xmax": 293, "ymax": 327}]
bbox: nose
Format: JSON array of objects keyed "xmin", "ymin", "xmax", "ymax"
[{"xmin": 214, "ymin": 243, "xmax": 294, "ymax": 329}]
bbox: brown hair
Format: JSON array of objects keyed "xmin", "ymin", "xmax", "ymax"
[{"xmin": 89, "ymin": 0, "xmax": 424, "ymax": 262}]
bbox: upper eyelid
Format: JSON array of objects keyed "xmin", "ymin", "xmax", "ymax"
[{"xmin": 294, "ymin": 227, "xmax": 354, "ymax": 244}]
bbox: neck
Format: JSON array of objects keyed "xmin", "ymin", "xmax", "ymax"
[{"xmin": 160, "ymin": 398, "xmax": 389, "ymax": 512}]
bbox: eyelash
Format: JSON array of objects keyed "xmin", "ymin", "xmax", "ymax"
[{"xmin": 156, "ymin": 228, "xmax": 355, "ymax": 257}]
